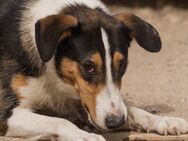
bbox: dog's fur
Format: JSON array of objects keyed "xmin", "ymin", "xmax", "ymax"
[{"xmin": 0, "ymin": 0, "xmax": 188, "ymax": 140}]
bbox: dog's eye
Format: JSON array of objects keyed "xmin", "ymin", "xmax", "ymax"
[
  {"xmin": 83, "ymin": 61, "xmax": 96, "ymax": 74},
  {"xmin": 119, "ymin": 59, "xmax": 127, "ymax": 75},
  {"xmin": 120, "ymin": 62, "xmax": 126, "ymax": 70}
]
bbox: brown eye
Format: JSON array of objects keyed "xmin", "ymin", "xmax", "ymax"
[
  {"xmin": 83, "ymin": 61, "xmax": 96, "ymax": 74},
  {"xmin": 119, "ymin": 59, "xmax": 127, "ymax": 75},
  {"xmin": 120, "ymin": 62, "xmax": 126, "ymax": 70},
  {"xmin": 84, "ymin": 64, "xmax": 95, "ymax": 73}
]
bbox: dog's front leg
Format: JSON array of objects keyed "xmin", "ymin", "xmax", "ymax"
[
  {"xmin": 5, "ymin": 108, "xmax": 106, "ymax": 141},
  {"xmin": 126, "ymin": 107, "xmax": 188, "ymax": 135}
]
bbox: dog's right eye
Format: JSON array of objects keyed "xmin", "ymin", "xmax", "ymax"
[{"xmin": 119, "ymin": 59, "xmax": 127, "ymax": 77}]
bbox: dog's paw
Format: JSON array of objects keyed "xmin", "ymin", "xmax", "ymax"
[
  {"xmin": 148, "ymin": 116, "xmax": 188, "ymax": 135},
  {"xmin": 76, "ymin": 133, "xmax": 106, "ymax": 141},
  {"xmin": 58, "ymin": 128, "xmax": 106, "ymax": 141}
]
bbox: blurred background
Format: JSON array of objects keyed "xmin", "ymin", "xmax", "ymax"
[
  {"xmin": 103, "ymin": 0, "xmax": 188, "ymax": 9},
  {"xmin": 101, "ymin": 1, "xmax": 188, "ymax": 140}
]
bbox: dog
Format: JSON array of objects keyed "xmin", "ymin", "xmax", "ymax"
[{"xmin": 0, "ymin": 0, "xmax": 188, "ymax": 140}]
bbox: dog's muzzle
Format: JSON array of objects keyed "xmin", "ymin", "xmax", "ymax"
[{"xmin": 105, "ymin": 113, "xmax": 125, "ymax": 129}]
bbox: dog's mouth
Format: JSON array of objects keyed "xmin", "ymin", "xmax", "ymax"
[
  {"xmin": 82, "ymin": 104, "xmax": 108, "ymax": 132},
  {"xmin": 89, "ymin": 117, "xmax": 108, "ymax": 132}
]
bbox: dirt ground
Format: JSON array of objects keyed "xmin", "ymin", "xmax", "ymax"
[
  {"xmin": 112, "ymin": 6, "xmax": 188, "ymax": 120},
  {"xmin": 1, "ymin": 5, "xmax": 188, "ymax": 141},
  {"xmin": 104, "ymin": 5, "xmax": 188, "ymax": 141}
]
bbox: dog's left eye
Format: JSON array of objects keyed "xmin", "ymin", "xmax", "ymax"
[
  {"xmin": 119, "ymin": 59, "xmax": 127, "ymax": 75},
  {"xmin": 120, "ymin": 61, "xmax": 126, "ymax": 71},
  {"xmin": 83, "ymin": 61, "xmax": 96, "ymax": 74}
]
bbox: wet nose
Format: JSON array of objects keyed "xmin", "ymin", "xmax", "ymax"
[{"xmin": 105, "ymin": 114, "xmax": 125, "ymax": 129}]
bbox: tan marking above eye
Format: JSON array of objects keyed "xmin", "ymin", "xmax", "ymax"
[
  {"xmin": 60, "ymin": 57, "xmax": 77, "ymax": 85},
  {"xmin": 113, "ymin": 52, "xmax": 124, "ymax": 70},
  {"xmin": 11, "ymin": 74, "xmax": 28, "ymax": 99},
  {"xmin": 113, "ymin": 52, "xmax": 124, "ymax": 89},
  {"xmin": 61, "ymin": 57, "xmax": 104, "ymax": 120},
  {"xmin": 90, "ymin": 52, "xmax": 102, "ymax": 71}
]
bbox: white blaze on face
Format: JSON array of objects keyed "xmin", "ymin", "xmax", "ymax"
[{"xmin": 94, "ymin": 29, "xmax": 127, "ymax": 130}]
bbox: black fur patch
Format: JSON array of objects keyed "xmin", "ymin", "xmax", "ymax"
[
  {"xmin": 55, "ymin": 5, "xmax": 131, "ymax": 84},
  {"xmin": 0, "ymin": 0, "xmax": 43, "ymax": 128}
]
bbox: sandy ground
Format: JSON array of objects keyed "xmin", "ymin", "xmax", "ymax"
[
  {"xmin": 113, "ymin": 6, "xmax": 188, "ymax": 119},
  {"xmin": 1, "ymin": 6, "xmax": 188, "ymax": 141},
  {"xmin": 104, "ymin": 5, "xmax": 188, "ymax": 141}
]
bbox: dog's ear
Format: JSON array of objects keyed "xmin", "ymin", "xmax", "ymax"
[
  {"xmin": 35, "ymin": 15, "xmax": 78, "ymax": 62},
  {"xmin": 115, "ymin": 13, "xmax": 162, "ymax": 52}
]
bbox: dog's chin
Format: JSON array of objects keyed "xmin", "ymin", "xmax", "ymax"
[
  {"xmin": 82, "ymin": 104, "xmax": 110, "ymax": 131},
  {"xmin": 87, "ymin": 115, "xmax": 126, "ymax": 132},
  {"xmin": 87, "ymin": 117, "xmax": 109, "ymax": 132}
]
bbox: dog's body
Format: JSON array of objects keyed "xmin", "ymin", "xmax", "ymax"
[{"xmin": 0, "ymin": 0, "xmax": 188, "ymax": 140}]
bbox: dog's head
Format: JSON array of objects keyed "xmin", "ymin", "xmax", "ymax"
[{"xmin": 35, "ymin": 6, "xmax": 161, "ymax": 130}]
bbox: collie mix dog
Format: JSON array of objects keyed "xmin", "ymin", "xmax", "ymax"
[{"xmin": 0, "ymin": 0, "xmax": 188, "ymax": 140}]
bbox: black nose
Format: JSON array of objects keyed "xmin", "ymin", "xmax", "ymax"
[{"xmin": 105, "ymin": 114, "xmax": 125, "ymax": 129}]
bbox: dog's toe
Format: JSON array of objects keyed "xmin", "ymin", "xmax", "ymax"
[
  {"xmin": 151, "ymin": 116, "xmax": 188, "ymax": 135},
  {"xmin": 74, "ymin": 133, "xmax": 106, "ymax": 141}
]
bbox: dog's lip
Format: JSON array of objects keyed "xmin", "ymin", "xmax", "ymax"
[
  {"xmin": 82, "ymin": 104, "xmax": 108, "ymax": 131},
  {"xmin": 89, "ymin": 116, "xmax": 108, "ymax": 132}
]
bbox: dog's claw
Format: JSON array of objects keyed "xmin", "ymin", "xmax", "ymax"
[
  {"xmin": 146, "ymin": 128, "xmax": 150, "ymax": 133},
  {"xmin": 175, "ymin": 127, "xmax": 180, "ymax": 135},
  {"xmin": 72, "ymin": 133, "xmax": 106, "ymax": 141},
  {"xmin": 164, "ymin": 129, "xmax": 168, "ymax": 136},
  {"xmin": 151, "ymin": 116, "xmax": 188, "ymax": 135}
]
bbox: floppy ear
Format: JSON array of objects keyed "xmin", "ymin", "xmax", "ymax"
[
  {"xmin": 115, "ymin": 13, "xmax": 162, "ymax": 52},
  {"xmin": 35, "ymin": 14, "xmax": 78, "ymax": 62}
]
